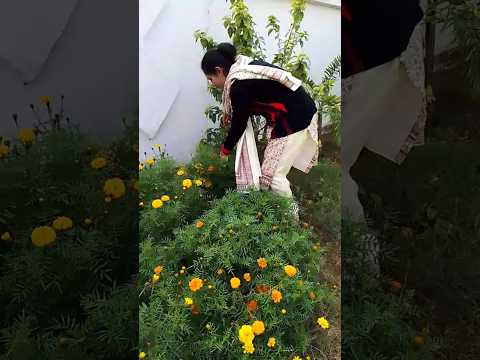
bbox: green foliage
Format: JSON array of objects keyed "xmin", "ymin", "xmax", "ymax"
[
  {"xmin": 140, "ymin": 191, "xmax": 334, "ymax": 359},
  {"xmin": 428, "ymin": 0, "xmax": 480, "ymax": 98},
  {"xmin": 0, "ymin": 98, "xmax": 137, "ymax": 359}
]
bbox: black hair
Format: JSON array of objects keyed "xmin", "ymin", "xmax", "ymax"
[{"xmin": 201, "ymin": 42, "xmax": 237, "ymax": 76}]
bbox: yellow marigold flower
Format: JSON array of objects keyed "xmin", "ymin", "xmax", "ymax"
[
  {"xmin": 251, "ymin": 320, "xmax": 265, "ymax": 335},
  {"xmin": 146, "ymin": 158, "xmax": 155, "ymax": 166},
  {"xmin": 138, "ymin": 351, "xmax": 146, "ymax": 359},
  {"xmin": 195, "ymin": 179, "xmax": 203, "ymax": 187},
  {"xmin": 284, "ymin": 265, "xmax": 297, "ymax": 277},
  {"xmin": 161, "ymin": 195, "xmax": 170, "ymax": 202},
  {"xmin": 182, "ymin": 179, "xmax": 193, "ymax": 188},
  {"xmin": 139, "ymin": 163, "xmax": 144, "ymax": 171},
  {"xmin": 52, "ymin": 216, "xmax": 73, "ymax": 231},
  {"xmin": 271, "ymin": 289, "xmax": 283, "ymax": 304},
  {"xmin": 154, "ymin": 265, "xmax": 163, "ymax": 275},
  {"xmin": 195, "ymin": 220, "xmax": 204, "ymax": 229},
  {"xmin": 103, "ymin": 178, "xmax": 126, "ymax": 199},
  {"xmin": 152, "ymin": 274, "xmax": 160, "ymax": 283},
  {"xmin": 151, "ymin": 199, "xmax": 163, "ymax": 209},
  {"xmin": 293, "ymin": 356, "xmax": 302, "ymax": 360},
  {"xmin": 243, "ymin": 341, "xmax": 255, "ymax": 354},
  {"xmin": 281, "ymin": 309, "xmax": 287, "ymax": 314},
  {"xmin": 267, "ymin": 337, "xmax": 276, "ymax": 348},
  {"xmin": 238, "ymin": 325, "xmax": 255, "ymax": 344},
  {"xmin": 90, "ymin": 157, "xmax": 107, "ymax": 169},
  {"xmin": 257, "ymin": 257, "xmax": 268, "ymax": 269},
  {"xmin": 17, "ymin": 128, "xmax": 35, "ymax": 143},
  {"xmin": 40, "ymin": 95, "xmax": 52, "ymax": 105},
  {"xmin": 243, "ymin": 273, "xmax": 251, "ymax": 282},
  {"xmin": 0, "ymin": 143, "xmax": 10, "ymax": 157},
  {"xmin": 188, "ymin": 277, "xmax": 203, "ymax": 292},
  {"xmin": 230, "ymin": 277, "xmax": 241, "ymax": 289},
  {"xmin": 154, "ymin": 144, "xmax": 161, "ymax": 150},
  {"xmin": 184, "ymin": 297, "xmax": 193, "ymax": 305},
  {"xmin": 317, "ymin": 316, "xmax": 330, "ymax": 329},
  {"xmin": 176, "ymin": 169, "xmax": 185, "ymax": 176},
  {"xmin": 31, "ymin": 226, "xmax": 56, "ymax": 247},
  {"xmin": 1, "ymin": 232, "xmax": 12, "ymax": 241}
]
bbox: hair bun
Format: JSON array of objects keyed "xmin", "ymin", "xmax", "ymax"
[{"xmin": 217, "ymin": 42, "xmax": 237, "ymax": 61}]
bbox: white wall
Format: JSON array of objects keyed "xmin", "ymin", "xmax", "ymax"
[
  {"xmin": 0, "ymin": 0, "xmax": 138, "ymax": 141},
  {"xmin": 139, "ymin": 0, "xmax": 340, "ymax": 162}
]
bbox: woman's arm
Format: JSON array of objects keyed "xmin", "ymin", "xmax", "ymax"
[{"xmin": 221, "ymin": 82, "xmax": 253, "ymax": 155}]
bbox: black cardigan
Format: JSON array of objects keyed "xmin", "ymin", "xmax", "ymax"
[{"xmin": 221, "ymin": 60, "xmax": 317, "ymax": 155}]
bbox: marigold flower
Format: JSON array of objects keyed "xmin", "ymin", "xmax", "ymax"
[
  {"xmin": 152, "ymin": 274, "xmax": 160, "ymax": 283},
  {"xmin": 90, "ymin": 157, "xmax": 107, "ymax": 169},
  {"xmin": 138, "ymin": 351, "xmax": 146, "ymax": 359},
  {"xmin": 40, "ymin": 95, "xmax": 52, "ymax": 105},
  {"xmin": 195, "ymin": 220, "xmax": 204, "ymax": 229},
  {"xmin": 317, "ymin": 316, "xmax": 330, "ymax": 329},
  {"xmin": 17, "ymin": 128, "xmax": 35, "ymax": 143},
  {"xmin": 271, "ymin": 289, "xmax": 282, "ymax": 304},
  {"xmin": 243, "ymin": 273, "xmax": 251, "ymax": 282},
  {"xmin": 139, "ymin": 163, "xmax": 144, "ymax": 171},
  {"xmin": 252, "ymin": 320, "xmax": 265, "ymax": 335},
  {"xmin": 216, "ymin": 268, "xmax": 224, "ymax": 275},
  {"xmin": 31, "ymin": 226, "xmax": 56, "ymax": 247},
  {"xmin": 176, "ymin": 169, "xmax": 185, "ymax": 176},
  {"xmin": 182, "ymin": 179, "xmax": 193, "ymax": 188},
  {"xmin": 52, "ymin": 216, "xmax": 73, "ymax": 231},
  {"xmin": 195, "ymin": 179, "xmax": 203, "ymax": 187},
  {"xmin": 161, "ymin": 195, "xmax": 170, "ymax": 202},
  {"xmin": 246, "ymin": 299, "xmax": 257, "ymax": 312},
  {"xmin": 267, "ymin": 337, "xmax": 276, "ymax": 348},
  {"xmin": 230, "ymin": 277, "xmax": 241, "ymax": 289},
  {"xmin": 281, "ymin": 309, "xmax": 287, "ymax": 314},
  {"xmin": 146, "ymin": 158, "xmax": 154, "ymax": 166},
  {"xmin": 188, "ymin": 277, "xmax": 203, "ymax": 292},
  {"xmin": 243, "ymin": 341, "xmax": 255, "ymax": 354},
  {"xmin": 1, "ymin": 232, "xmax": 12, "ymax": 241},
  {"xmin": 284, "ymin": 265, "xmax": 297, "ymax": 277},
  {"xmin": 103, "ymin": 178, "xmax": 126, "ymax": 199},
  {"xmin": 184, "ymin": 297, "xmax": 193, "ymax": 305},
  {"xmin": 255, "ymin": 284, "xmax": 270, "ymax": 294},
  {"xmin": 308, "ymin": 292, "xmax": 316, "ymax": 300},
  {"xmin": 154, "ymin": 265, "xmax": 163, "ymax": 275},
  {"xmin": 238, "ymin": 325, "xmax": 255, "ymax": 344},
  {"xmin": 0, "ymin": 143, "xmax": 10, "ymax": 157},
  {"xmin": 293, "ymin": 356, "xmax": 302, "ymax": 360},
  {"xmin": 154, "ymin": 144, "xmax": 161, "ymax": 150},
  {"xmin": 257, "ymin": 257, "xmax": 268, "ymax": 269},
  {"xmin": 151, "ymin": 199, "xmax": 163, "ymax": 209}
]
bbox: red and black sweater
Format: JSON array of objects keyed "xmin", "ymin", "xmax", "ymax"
[{"xmin": 221, "ymin": 60, "xmax": 317, "ymax": 155}]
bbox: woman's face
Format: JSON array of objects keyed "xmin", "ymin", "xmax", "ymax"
[{"xmin": 206, "ymin": 67, "xmax": 226, "ymax": 89}]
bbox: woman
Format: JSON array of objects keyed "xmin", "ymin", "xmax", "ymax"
[{"xmin": 201, "ymin": 43, "xmax": 319, "ymax": 205}]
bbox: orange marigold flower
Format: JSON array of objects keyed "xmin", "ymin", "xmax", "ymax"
[
  {"xmin": 243, "ymin": 273, "xmax": 251, "ymax": 282},
  {"xmin": 271, "ymin": 289, "xmax": 283, "ymax": 303},
  {"xmin": 257, "ymin": 257, "xmax": 268, "ymax": 269},
  {"xmin": 188, "ymin": 277, "xmax": 204, "ymax": 292},
  {"xmin": 246, "ymin": 299, "xmax": 257, "ymax": 312},
  {"xmin": 154, "ymin": 265, "xmax": 163, "ymax": 275},
  {"xmin": 230, "ymin": 277, "xmax": 241, "ymax": 289},
  {"xmin": 195, "ymin": 220, "xmax": 204, "ymax": 229}
]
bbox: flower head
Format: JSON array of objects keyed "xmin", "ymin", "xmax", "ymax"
[
  {"xmin": 195, "ymin": 220, "xmax": 204, "ymax": 229},
  {"xmin": 90, "ymin": 157, "xmax": 107, "ymax": 169},
  {"xmin": 243, "ymin": 273, "xmax": 251, "ymax": 282},
  {"xmin": 138, "ymin": 351, "xmax": 146, "ymax": 359},
  {"xmin": 151, "ymin": 199, "xmax": 164, "ymax": 209},
  {"xmin": 246, "ymin": 299, "xmax": 257, "ymax": 312},
  {"xmin": 31, "ymin": 226, "xmax": 56, "ymax": 247},
  {"xmin": 293, "ymin": 356, "xmax": 302, "ymax": 360},
  {"xmin": 146, "ymin": 158, "xmax": 155, "ymax": 166},
  {"xmin": 230, "ymin": 277, "xmax": 241, "ymax": 289},
  {"xmin": 238, "ymin": 325, "xmax": 255, "ymax": 344},
  {"xmin": 317, "ymin": 316, "xmax": 330, "ymax": 329},
  {"xmin": 257, "ymin": 257, "xmax": 268, "ymax": 269},
  {"xmin": 152, "ymin": 274, "xmax": 160, "ymax": 283},
  {"xmin": 0, "ymin": 143, "xmax": 10, "ymax": 157},
  {"xmin": 52, "ymin": 216, "xmax": 73, "ymax": 231},
  {"xmin": 284, "ymin": 265, "xmax": 297, "ymax": 277},
  {"xmin": 182, "ymin": 179, "xmax": 193, "ymax": 188},
  {"xmin": 154, "ymin": 144, "xmax": 161, "ymax": 150},
  {"xmin": 17, "ymin": 128, "xmax": 35, "ymax": 143},
  {"xmin": 154, "ymin": 265, "xmax": 163, "ymax": 275},
  {"xmin": 189, "ymin": 277, "xmax": 204, "ymax": 292},
  {"xmin": 184, "ymin": 297, "xmax": 193, "ymax": 305},
  {"xmin": 243, "ymin": 341, "xmax": 255, "ymax": 354},
  {"xmin": 271, "ymin": 289, "xmax": 283, "ymax": 304},
  {"xmin": 177, "ymin": 169, "xmax": 185, "ymax": 176},
  {"xmin": 160, "ymin": 195, "xmax": 170, "ymax": 202},
  {"xmin": 267, "ymin": 337, "xmax": 276, "ymax": 348},
  {"xmin": 195, "ymin": 179, "xmax": 203, "ymax": 187},
  {"xmin": 251, "ymin": 320, "xmax": 265, "ymax": 335},
  {"xmin": 281, "ymin": 309, "xmax": 287, "ymax": 314},
  {"xmin": 103, "ymin": 178, "xmax": 126, "ymax": 199}
]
